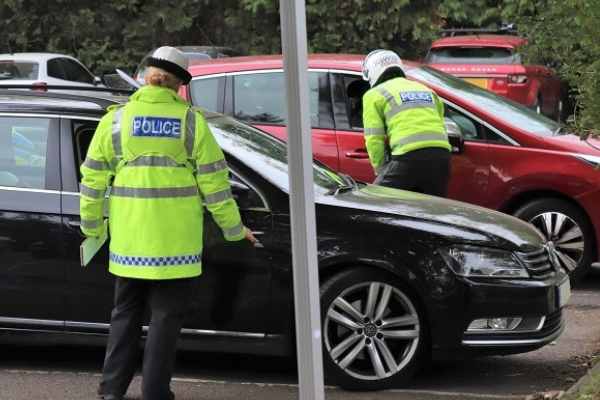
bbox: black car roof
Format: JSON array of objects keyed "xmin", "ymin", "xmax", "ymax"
[{"xmin": 0, "ymin": 88, "xmax": 131, "ymax": 116}]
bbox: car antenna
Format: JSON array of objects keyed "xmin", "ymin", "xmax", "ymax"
[{"xmin": 195, "ymin": 24, "xmax": 225, "ymax": 58}]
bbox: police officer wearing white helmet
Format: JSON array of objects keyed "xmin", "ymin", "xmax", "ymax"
[
  {"xmin": 81, "ymin": 46, "xmax": 258, "ymax": 400},
  {"xmin": 362, "ymin": 49, "xmax": 452, "ymax": 196}
]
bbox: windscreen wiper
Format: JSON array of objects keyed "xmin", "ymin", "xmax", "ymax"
[
  {"xmin": 325, "ymin": 173, "xmax": 356, "ymax": 196},
  {"xmin": 325, "ymin": 185, "xmax": 354, "ymax": 196}
]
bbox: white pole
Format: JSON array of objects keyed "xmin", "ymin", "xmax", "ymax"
[{"xmin": 279, "ymin": 0, "xmax": 325, "ymax": 399}]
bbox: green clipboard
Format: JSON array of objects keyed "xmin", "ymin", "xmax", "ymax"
[{"xmin": 79, "ymin": 219, "xmax": 109, "ymax": 267}]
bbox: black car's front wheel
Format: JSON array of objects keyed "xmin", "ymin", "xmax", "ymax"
[{"xmin": 320, "ymin": 268, "xmax": 429, "ymax": 391}]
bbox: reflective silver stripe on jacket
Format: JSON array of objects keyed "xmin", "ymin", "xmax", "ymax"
[
  {"xmin": 197, "ymin": 159, "xmax": 227, "ymax": 175},
  {"xmin": 185, "ymin": 109, "xmax": 196, "ymax": 156},
  {"xmin": 111, "ymin": 107, "xmax": 124, "ymax": 157},
  {"xmin": 204, "ymin": 188, "xmax": 233, "ymax": 205},
  {"xmin": 81, "ymin": 217, "xmax": 104, "ymax": 229},
  {"xmin": 80, "ymin": 184, "xmax": 106, "ymax": 199},
  {"xmin": 364, "ymin": 127, "xmax": 386, "ymax": 136},
  {"xmin": 108, "ymin": 157, "xmax": 120, "ymax": 170},
  {"xmin": 126, "ymin": 156, "xmax": 185, "ymax": 168},
  {"xmin": 111, "ymin": 186, "xmax": 199, "ymax": 198},
  {"xmin": 83, "ymin": 157, "xmax": 110, "ymax": 171},
  {"xmin": 393, "ymin": 133, "xmax": 449, "ymax": 150},
  {"xmin": 223, "ymin": 221, "xmax": 245, "ymax": 237},
  {"xmin": 376, "ymin": 87, "xmax": 438, "ymax": 120}
]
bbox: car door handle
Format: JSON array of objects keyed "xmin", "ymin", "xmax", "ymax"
[
  {"xmin": 248, "ymin": 231, "xmax": 265, "ymax": 249},
  {"xmin": 68, "ymin": 220, "xmax": 81, "ymax": 228},
  {"xmin": 345, "ymin": 151, "xmax": 370, "ymax": 159}
]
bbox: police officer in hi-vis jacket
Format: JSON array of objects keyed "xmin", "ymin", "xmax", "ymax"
[
  {"xmin": 362, "ymin": 49, "xmax": 452, "ymax": 197},
  {"xmin": 80, "ymin": 46, "xmax": 258, "ymax": 400}
]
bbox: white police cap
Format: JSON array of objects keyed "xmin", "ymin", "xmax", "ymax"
[{"xmin": 147, "ymin": 46, "xmax": 193, "ymax": 85}]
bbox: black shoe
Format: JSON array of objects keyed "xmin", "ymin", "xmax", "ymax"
[
  {"xmin": 98, "ymin": 395, "xmax": 123, "ymax": 400},
  {"xmin": 141, "ymin": 391, "xmax": 174, "ymax": 400}
]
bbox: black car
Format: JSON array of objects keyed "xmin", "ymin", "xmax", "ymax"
[{"xmin": 0, "ymin": 89, "xmax": 570, "ymax": 391}]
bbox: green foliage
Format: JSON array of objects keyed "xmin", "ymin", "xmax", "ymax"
[
  {"xmin": 513, "ymin": 0, "xmax": 600, "ymax": 138},
  {"xmin": 0, "ymin": 0, "xmax": 597, "ymax": 137}
]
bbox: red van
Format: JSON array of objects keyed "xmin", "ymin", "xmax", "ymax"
[{"xmin": 179, "ymin": 54, "xmax": 600, "ymax": 283}]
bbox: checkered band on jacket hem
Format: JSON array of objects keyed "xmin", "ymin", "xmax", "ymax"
[{"xmin": 109, "ymin": 253, "xmax": 202, "ymax": 266}]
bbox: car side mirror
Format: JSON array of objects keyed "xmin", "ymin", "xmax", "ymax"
[
  {"xmin": 94, "ymin": 76, "xmax": 103, "ymax": 86},
  {"xmin": 445, "ymin": 117, "xmax": 464, "ymax": 154}
]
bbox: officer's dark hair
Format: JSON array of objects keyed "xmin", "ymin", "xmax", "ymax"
[{"xmin": 374, "ymin": 66, "xmax": 406, "ymax": 87}]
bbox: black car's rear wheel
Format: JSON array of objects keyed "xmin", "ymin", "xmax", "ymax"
[
  {"xmin": 320, "ymin": 268, "xmax": 429, "ymax": 391},
  {"xmin": 513, "ymin": 198, "xmax": 594, "ymax": 283}
]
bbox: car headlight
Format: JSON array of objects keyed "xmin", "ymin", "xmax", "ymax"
[{"xmin": 439, "ymin": 246, "xmax": 530, "ymax": 278}]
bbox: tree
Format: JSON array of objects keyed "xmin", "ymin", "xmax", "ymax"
[
  {"xmin": 512, "ymin": 0, "xmax": 600, "ymax": 139},
  {"xmin": 225, "ymin": 0, "xmax": 443, "ymax": 60}
]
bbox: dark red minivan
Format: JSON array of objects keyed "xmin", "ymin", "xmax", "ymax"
[{"xmin": 179, "ymin": 54, "xmax": 600, "ymax": 283}]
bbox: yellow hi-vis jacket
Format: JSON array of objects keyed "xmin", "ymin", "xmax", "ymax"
[
  {"xmin": 362, "ymin": 77, "xmax": 451, "ymax": 175},
  {"xmin": 79, "ymin": 85, "xmax": 246, "ymax": 280}
]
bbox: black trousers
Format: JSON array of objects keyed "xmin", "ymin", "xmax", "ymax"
[
  {"xmin": 98, "ymin": 276, "xmax": 198, "ymax": 400},
  {"xmin": 373, "ymin": 148, "xmax": 452, "ymax": 197}
]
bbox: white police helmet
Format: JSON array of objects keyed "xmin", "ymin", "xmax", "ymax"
[{"xmin": 362, "ymin": 49, "xmax": 404, "ymax": 87}]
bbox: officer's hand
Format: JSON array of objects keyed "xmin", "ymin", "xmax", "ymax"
[{"xmin": 245, "ymin": 228, "xmax": 260, "ymax": 244}]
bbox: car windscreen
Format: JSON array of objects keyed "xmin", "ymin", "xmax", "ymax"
[
  {"xmin": 205, "ymin": 113, "xmax": 344, "ymax": 194},
  {"xmin": 425, "ymin": 47, "xmax": 520, "ymax": 65},
  {"xmin": 408, "ymin": 65, "xmax": 560, "ymax": 137},
  {"xmin": 0, "ymin": 61, "xmax": 38, "ymax": 80}
]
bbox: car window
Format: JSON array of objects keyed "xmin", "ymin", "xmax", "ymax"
[
  {"xmin": 0, "ymin": 61, "xmax": 39, "ymax": 80},
  {"xmin": 445, "ymin": 107, "xmax": 482, "ymax": 141},
  {"xmin": 233, "ymin": 73, "xmax": 285, "ymax": 124},
  {"xmin": 187, "ymin": 53, "xmax": 211, "ymax": 61},
  {"xmin": 208, "ymin": 114, "xmax": 342, "ymax": 194},
  {"xmin": 342, "ymin": 76, "xmax": 370, "ymax": 129},
  {"xmin": 426, "ymin": 47, "xmax": 521, "ymax": 65},
  {"xmin": 74, "ymin": 123, "xmax": 99, "ymax": 173},
  {"xmin": 0, "ymin": 117, "xmax": 49, "ymax": 188},
  {"xmin": 60, "ymin": 58, "xmax": 94, "ymax": 84},
  {"xmin": 228, "ymin": 168, "xmax": 267, "ymax": 210},
  {"xmin": 219, "ymin": 49, "xmax": 244, "ymax": 57},
  {"xmin": 47, "ymin": 58, "xmax": 68, "ymax": 80},
  {"xmin": 231, "ymin": 72, "xmax": 327, "ymax": 128},
  {"xmin": 408, "ymin": 66, "xmax": 560, "ymax": 137},
  {"xmin": 189, "ymin": 77, "xmax": 223, "ymax": 112}
]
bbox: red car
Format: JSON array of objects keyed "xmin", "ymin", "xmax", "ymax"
[
  {"xmin": 424, "ymin": 29, "xmax": 563, "ymax": 121},
  {"xmin": 178, "ymin": 54, "xmax": 600, "ymax": 283}
]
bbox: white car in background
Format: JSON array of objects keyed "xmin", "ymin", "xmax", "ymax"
[{"xmin": 0, "ymin": 52, "xmax": 105, "ymax": 93}]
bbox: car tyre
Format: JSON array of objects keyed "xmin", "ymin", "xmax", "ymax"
[
  {"xmin": 513, "ymin": 198, "xmax": 594, "ymax": 283},
  {"xmin": 320, "ymin": 268, "xmax": 429, "ymax": 391}
]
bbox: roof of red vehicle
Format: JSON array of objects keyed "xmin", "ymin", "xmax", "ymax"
[
  {"xmin": 187, "ymin": 53, "xmax": 419, "ymax": 75},
  {"xmin": 430, "ymin": 35, "xmax": 527, "ymax": 49}
]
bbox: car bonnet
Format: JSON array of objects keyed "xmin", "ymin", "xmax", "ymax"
[{"xmin": 322, "ymin": 183, "xmax": 546, "ymax": 251}]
